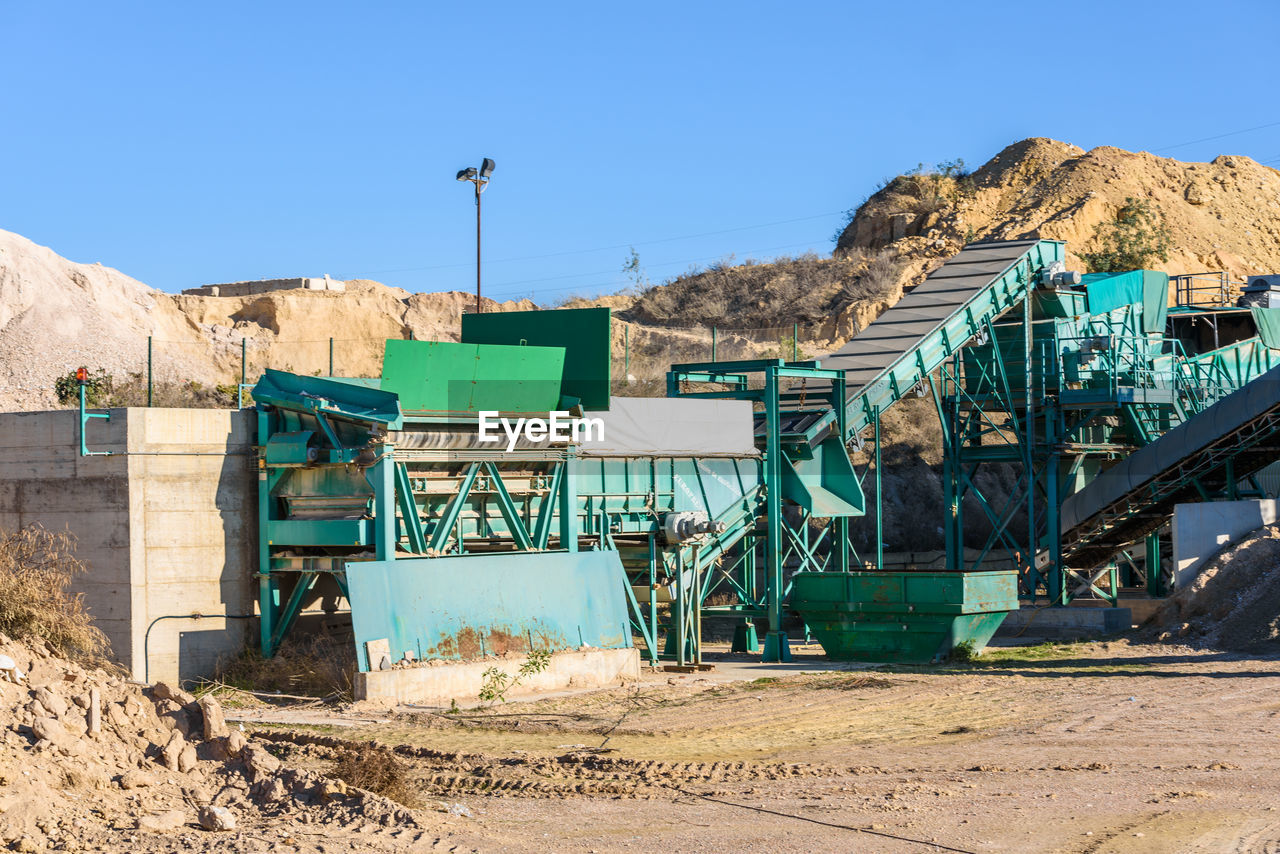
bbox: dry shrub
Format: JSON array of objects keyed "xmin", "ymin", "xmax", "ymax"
[
  {"xmin": 215, "ymin": 633, "xmax": 355, "ymax": 701},
  {"xmin": 0, "ymin": 525, "xmax": 110, "ymax": 663},
  {"xmin": 623, "ymin": 251, "xmax": 899, "ymax": 330},
  {"xmin": 331, "ymin": 744, "xmax": 419, "ymax": 807}
]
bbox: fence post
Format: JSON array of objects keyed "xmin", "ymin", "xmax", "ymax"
[
  {"xmin": 711, "ymin": 326, "xmax": 717, "ymax": 362},
  {"xmin": 792, "ymin": 323, "xmax": 798, "ymax": 362},
  {"xmin": 329, "ymin": 337, "xmax": 334, "ymax": 377},
  {"xmin": 241, "ymin": 337, "xmax": 247, "ymax": 388},
  {"xmin": 147, "ymin": 336, "xmax": 153, "ymax": 407}
]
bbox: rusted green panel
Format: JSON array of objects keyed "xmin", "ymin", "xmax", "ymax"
[{"xmin": 346, "ymin": 550, "xmax": 632, "ymax": 671}]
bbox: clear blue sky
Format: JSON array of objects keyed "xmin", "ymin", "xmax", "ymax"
[{"xmin": 3, "ymin": 1, "xmax": 1278, "ymax": 301}]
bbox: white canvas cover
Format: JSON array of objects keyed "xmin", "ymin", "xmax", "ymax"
[{"xmin": 578, "ymin": 397, "xmax": 757, "ymax": 457}]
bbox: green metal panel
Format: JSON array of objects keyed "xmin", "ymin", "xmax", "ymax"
[
  {"xmin": 381, "ymin": 339, "xmax": 565, "ymax": 414},
  {"xmin": 266, "ymin": 518, "xmax": 372, "ymax": 547},
  {"xmin": 1251, "ymin": 307, "xmax": 1280, "ymax": 350},
  {"xmin": 790, "ymin": 570, "xmax": 1018, "ymax": 664},
  {"xmin": 253, "ymin": 368, "xmax": 403, "ymax": 429},
  {"xmin": 1080, "ymin": 270, "xmax": 1169, "ymax": 334},
  {"xmin": 462, "ymin": 306, "xmax": 612, "ymax": 411},
  {"xmin": 346, "ymin": 550, "xmax": 632, "ymax": 670},
  {"xmin": 779, "ymin": 435, "xmax": 864, "ymax": 516},
  {"xmin": 264, "ymin": 431, "xmax": 315, "ymax": 465}
]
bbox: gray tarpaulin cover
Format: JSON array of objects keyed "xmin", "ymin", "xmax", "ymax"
[{"xmin": 578, "ymin": 397, "xmax": 757, "ymax": 457}]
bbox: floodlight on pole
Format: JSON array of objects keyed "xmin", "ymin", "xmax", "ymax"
[{"xmin": 455, "ymin": 158, "xmax": 495, "ymax": 313}]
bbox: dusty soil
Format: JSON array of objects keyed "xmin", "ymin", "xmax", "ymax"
[{"xmin": 233, "ymin": 639, "xmax": 1280, "ymax": 853}]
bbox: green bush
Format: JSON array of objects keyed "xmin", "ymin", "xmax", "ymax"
[
  {"xmin": 53, "ymin": 368, "xmax": 111, "ymax": 406},
  {"xmin": 1081, "ymin": 197, "xmax": 1173, "ymax": 273}
]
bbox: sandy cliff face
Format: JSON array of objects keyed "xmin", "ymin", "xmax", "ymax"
[{"xmin": 0, "ymin": 229, "xmax": 536, "ymax": 410}]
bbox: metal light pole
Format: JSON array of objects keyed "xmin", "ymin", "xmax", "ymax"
[{"xmin": 456, "ymin": 158, "xmax": 495, "ymax": 313}]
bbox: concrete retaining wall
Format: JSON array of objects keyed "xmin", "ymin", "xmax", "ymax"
[
  {"xmin": 1172, "ymin": 499, "xmax": 1280, "ymax": 588},
  {"xmin": 182, "ymin": 277, "xmax": 345, "ymax": 297},
  {"xmin": 0, "ymin": 408, "xmax": 257, "ymax": 683},
  {"xmin": 355, "ymin": 648, "xmax": 641, "ymax": 706}
]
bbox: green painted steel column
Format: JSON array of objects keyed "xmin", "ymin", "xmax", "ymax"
[
  {"xmin": 762, "ymin": 365, "xmax": 791, "ymax": 662},
  {"xmin": 711, "ymin": 326, "xmax": 717, "ymax": 362},
  {"xmin": 792, "ymin": 323, "xmax": 798, "ymax": 362},
  {"xmin": 256, "ymin": 408, "xmax": 278, "ymax": 656},
  {"xmin": 241, "ymin": 337, "xmax": 247, "ymax": 388},
  {"xmin": 648, "ymin": 535, "xmax": 659, "ymax": 662},
  {"xmin": 371, "ymin": 445, "xmax": 396, "ymax": 561},
  {"xmin": 1045, "ymin": 396, "xmax": 1063, "ymax": 603},
  {"xmin": 560, "ymin": 453, "xmax": 578, "ymax": 553},
  {"xmin": 147, "ymin": 336, "xmax": 153, "ymax": 407},
  {"xmin": 1023, "ymin": 268, "xmax": 1037, "ymax": 597},
  {"xmin": 329, "ymin": 337, "xmax": 334, "ymax": 377},
  {"xmin": 874, "ymin": 406, "xmax": 883, "ymax": 570},
  {"xmin": 1146, "ymin": 529, "xmax": 1164, "ymax": 597},
  {"xmin": 834, "ymin": 374, "xmax": 850, "ymax": 575}
]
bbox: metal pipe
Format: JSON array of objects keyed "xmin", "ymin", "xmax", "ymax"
[
  {"xmin": 792, "ymin": 323, "xmax": 798, "ymax": 362},
  {"xmin": 142, "ymin": 612, "xmax": 256, "ymax": 684},
  {"xmin": 147, "ymin": 336, "xmax": 153, "ymax": 408},
  {"xmin": 711, "ymin": 326, "xmax": 717, "ymax": 362},
  {"xmin": 475, "ymin": 180, "xmax": 483, "ymax": 313},
  {"xmin": 329, "ymin": 337, "xmax": 334, "ymax": 376}
]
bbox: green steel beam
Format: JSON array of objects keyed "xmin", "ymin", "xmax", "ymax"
[
  {"xmin": 429, "ymin": 462, "xmax": 481, "ymax": 552},
  {"xmin": 394, "ymin": 462, "xmax": 428, "ymax": 554},
  {"xmin": 483, "ymin": 462, "xmax": 534, "ymax": 551}
]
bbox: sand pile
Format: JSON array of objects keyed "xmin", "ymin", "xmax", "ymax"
[
  {"xmin": 0, "ymin": 632, "xmax": 422, "ymax": 851},
  {"xmin": 1149, "ymin": 524, "xmax": 1280, "ymax": 651}
]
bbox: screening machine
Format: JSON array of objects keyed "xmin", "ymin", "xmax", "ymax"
[{"xmin": 254, "ymin": 308, "xmax": 783, "ymax": 669}]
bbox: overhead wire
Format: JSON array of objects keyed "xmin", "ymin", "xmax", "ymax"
[
  {"xmin": 1150, "ymin": 119, "xmax": 1280, "ymax": 154},
  {"xmin": 347, "ymin": 210, "xmax": 846, "ymax": 277}
]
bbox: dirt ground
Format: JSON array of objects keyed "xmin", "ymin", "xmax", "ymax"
[{"xmin": 226, "ymin": 638, "xmax": 1280, "ymax": 853}]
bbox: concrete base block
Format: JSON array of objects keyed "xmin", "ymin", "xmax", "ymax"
[
  {"xmin": 354, "ymin": 647, "xmax": 640, "ymax": 706},
  {"xmin": 997, "ymin": 606, "xmax": 1133, "ymax": 638}
]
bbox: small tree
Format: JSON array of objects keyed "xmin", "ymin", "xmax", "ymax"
[
  {"xmin": 621, "ymin": 247, "xmax": 649, "ymax": 294},
  {"xmin": 1081, "ymin": 197, "xmax": 1173, "ymax": 273}
]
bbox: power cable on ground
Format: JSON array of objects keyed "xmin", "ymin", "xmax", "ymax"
[{"xmin": 676, "ymin": 788, "xmax": 979, "ymax": 853}]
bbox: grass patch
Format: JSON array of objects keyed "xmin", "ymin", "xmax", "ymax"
[
  {"xmin": 812, "ymin": 674, "xmax": 895, "ymax": 691},
  {"xmin": 214, "ymin": 633, "xmax": 355, "ymax": 701},
  {"xmin": 977, "ymin": 641, "xmax": 1085, "ymax": 662},
  {"xmin": 330, "ymin": 744, "xmax": 420, "ymax": 808},
  {"xmin": 746, "ymin": 677, "xmax": 780, "ymax": 688},
  {"xmin": 0, "ymin": 525, "xmax": 111, "ymax": 664}
]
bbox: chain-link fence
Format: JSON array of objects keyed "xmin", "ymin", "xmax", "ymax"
[{"xmin": 64, "ymin": 319, "xmax": 851, "ymax": 410}]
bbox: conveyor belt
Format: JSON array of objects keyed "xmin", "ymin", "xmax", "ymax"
[
  {"xmin": 824, "ymin": 239, "xmax": 1064, "ymax": 438},
  {"xmin": 1061, "ymin": 364, "xmax": 1280, "ymax": 567}
]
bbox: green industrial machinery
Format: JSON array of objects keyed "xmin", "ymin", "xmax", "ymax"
[{"xmin": 251, "ymin": 239, "xmax": 1280, "ymax": 671}]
